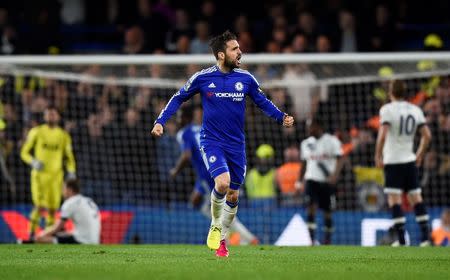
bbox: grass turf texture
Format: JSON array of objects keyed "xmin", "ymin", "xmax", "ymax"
[{"xmin": 0, "ymin": 245, "xmax": 449, "ymax": 280}]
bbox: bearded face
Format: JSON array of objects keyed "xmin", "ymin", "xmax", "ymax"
[
  {"xmin": 224, "ymin": 53, "xmax": 241, "ymax": 69},
  {"xmin": 222, "ymin": 40, "xmax": 242, "ymax": 69}
]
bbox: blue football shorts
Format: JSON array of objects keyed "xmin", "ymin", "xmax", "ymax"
[{"xmin": 200, "ymin": 141, "xmax": 246, "ymax": 190}]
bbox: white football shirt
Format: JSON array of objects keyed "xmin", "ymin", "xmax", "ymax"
[
  {"xmin": 379, "ymin": 101, "xmax": 426, "ymax": 164},
  {"xmin": 301, "ymin": 133, "xmax": 342, "ymax": 182},
  {"xmin": 60, "ymin": 194, "xmax": 101, "ymax": 244}
]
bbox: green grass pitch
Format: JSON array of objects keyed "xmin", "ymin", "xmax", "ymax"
[{"xmin": 1, "ymin": 245, "xmax": 449, "ymax": 280}]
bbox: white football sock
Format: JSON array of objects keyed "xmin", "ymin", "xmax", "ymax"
[
  {"xmin": 220, "ymin": 202, "xmax": 238, "ymax": 240},
  {"xmin": 210, "ymin": 189, "xmax": 225, "ymax": 227}
]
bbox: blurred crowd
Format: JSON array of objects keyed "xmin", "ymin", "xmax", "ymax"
[
  {"xmin": 0, "ymin": 0, "xmax": 449, "ymax": 55},
  {"xmin": 0, "ymin": 63, "xmax": 449, "ymax": 210}
]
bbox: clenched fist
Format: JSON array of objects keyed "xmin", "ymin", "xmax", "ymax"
[
  {"xmin": 151, "ymin": 123, "xmax": 164, "ymax": 137},
  {"xmin": 283, "ymin": 115, "xmax": 294, "ymax": 127}
]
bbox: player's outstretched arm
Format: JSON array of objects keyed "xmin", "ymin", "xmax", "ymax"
[{"xmin": 151, "ymin": 123, "xmax": 164, "ymax": 137}]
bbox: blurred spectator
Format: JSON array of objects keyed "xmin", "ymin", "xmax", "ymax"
[
  {"xmin": 315, "ymin": 35, "xmax": 335, "ymax": 78},
  {"xmin": 174, "ymin": 34, "xmax": 191, "ymax": 54},
  {"xmin": 190, "ymin": 21, "xmax": 210, "ymax": 54},
  {"xmin": 276, "ymin": 146, "xmax": 302, "ymax": 205},
  {"xmin": 109, "ymin": 107, "xmax": 152, "ymax": 202},
  {"xmin": 337, "ymin": 10, "xmax": 359, "ymax": 52},
  {"xmin": 368, "ymin": 4, "xmax": 395, "ymax": 51},
  {"xmin": 316, "ymin": 34, "xmax": 332, "ymax": 53},
  {"xmin": 265, "ymin": 40, "xmax": 281, "ymax": 53},
  {"xmin": 59, "ymin": 0, "xmax": 85, "ymax": 25},
  {"xmin": 293, "ymin": 12, "xmax": 317, "ymax": 52},
  {"xmin": 73, "ymin": 113, "xmax": 107, "ymax": 180},
  {"xmin": 135, "ymin": 0, "xmax": 169, "ymax": 52},
  {"xmin": 291, "ymin": 33, "xmax": 308, "ymax": 53},
  {"xmin": 233, "ymin": 14, "xmax": 249, "ymax": 35},
  {"xmin": 237, "ymin": 31, "xmax": 254, "ymax": 53},
  {"xmin": 282, "ymin": 64, "xmax": 318, "ymax": 120},
  {"xmin": 245, "ymin": 144, "xmax": 277, "ymax": 200},
  {"xmin": 100, "ymin": 76, "xmax": 127, "ymax": 122},
  {"xmin": 431, "ymin": 209, "xmax": 450, "ymax": 246},
  {"xmin": 436, "ymin": 76, "xmax": 450, "ymax": 111},
  {"xmin": 47, "ymin": 79, "xmax": 69, "ymax": 115},
  {"xmin": 2, "ymin": 103, "xmax": 21, "ymax": 143},
  {"xmin": 1, "ymin": 25, "xmax": 20, "ymax": 55},
  {"xmin": 250, "ymin": 3, "xmax": 280, "ymax": 51},
  {"xmin": 272, "ymin": 27, "xmax": 288, "ymax": 49},
  {"xmin": 66, "ymin": 80, "xmax": 97, "ymax": 122},
  {"xmin": 268, "ymin": 87, "xmax": 293, "ymax": 114},
  {"xmin": 122, "ymin": 26, "xmax": 147, "ymax": 54},
  {"xmin": 153, "ymin": 0, "xmax": 176, "ymax": 26},
  {"xmin": 199, "ymin": 0, "xmax": 224, "ymax": 36},
  {"xmin": 166, "ymin": 9, "xmax": 194, "ymax": 52},
  {"xmin": 132, "ymin": 86, "xmax": 154, "ymax": 125}
]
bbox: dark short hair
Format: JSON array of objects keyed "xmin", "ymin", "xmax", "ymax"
[
  {"xmin": 389, "ymin": 80, "xmax": 407, "ymax": 99},
  {"xmin": 209, "ymin": 30, "xmax": 237, "ymax": 60},
  {"xmin": 65, "ymin": 179, "xmax": 80, "ymax": 193}
]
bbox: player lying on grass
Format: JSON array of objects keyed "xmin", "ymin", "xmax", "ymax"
[{"xmin": 18, "ymin": 179, "xmax": 101, "ymax": 244}]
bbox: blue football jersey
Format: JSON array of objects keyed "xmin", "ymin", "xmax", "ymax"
[
  {"xmin": 156, "ymin": 65, "xmax": 285, "ymax": 148},
  {"xmin": 176, "ymin": 124, "xmax": 211, "ymax": 181}
]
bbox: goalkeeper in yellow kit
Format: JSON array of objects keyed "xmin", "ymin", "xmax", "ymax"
[{"xmin": 20, "ymin": 107, "xmax": 76, "ymax": 240}]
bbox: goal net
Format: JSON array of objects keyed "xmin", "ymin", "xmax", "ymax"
[{"xmin": 0, "ymin": 53, "xmax": 449, "ymax": 245}]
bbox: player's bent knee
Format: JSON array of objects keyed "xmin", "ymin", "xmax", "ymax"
[
  {"xmin": 226, "ymin": 190, "xmax": 239, "ymax": 203},
  {"xmin": 214, "ymin": 174, "xmax": 231, "ymax": 193}
]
